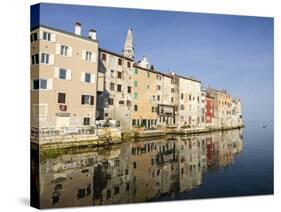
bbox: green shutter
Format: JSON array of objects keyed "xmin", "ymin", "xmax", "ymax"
[
  {"xmin": 134, "ymin": 80, "xmax": 138, "ymax": 87},
  {"xmin": 134, "ymin": 92, "xmax": 138, "ymax": 99},
  {"xmin": 134, "ymin": 68, "xmax": 138, "ymax": 74}
]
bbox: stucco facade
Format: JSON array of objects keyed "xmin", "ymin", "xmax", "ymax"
[
  {"xmin": 175, "ymin": 74, "xmax": 202, "ymax": 128},
  {"xmin": 31, "ymin": 25, "xmax": 98, "ymax": 129},
  {"xmin": 205, "ymin": 94, "xmax": 214, "ymax": 126},
  {"xmin": 96, "ymin": 49, "xmax": 134, "ymax": 132},
  {"xmin": 131, "ymin": 65, "xmax": 158, "ymax": 129}
]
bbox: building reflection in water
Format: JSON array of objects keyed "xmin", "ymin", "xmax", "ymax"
[{"xmin": 38, "ymin": 129, "xmax": 243, "ymax": 208}]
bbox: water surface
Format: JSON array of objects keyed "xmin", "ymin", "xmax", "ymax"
[{"xmin": 37, "ymin": 123, "xmax": 273, "ymax": 208}]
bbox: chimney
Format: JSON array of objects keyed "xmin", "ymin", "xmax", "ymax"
[
  {"xmin": 88, "ymin": 29, "xmax": 97, "ymax": 40},
  {"xmin": 75, "ymin": 22, "xmax": 81, "ymax": 36}
]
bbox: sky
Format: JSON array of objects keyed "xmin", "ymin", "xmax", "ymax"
[{"xmin": 31, "ymin": 3, "xmax": 274, "ymax": 124}]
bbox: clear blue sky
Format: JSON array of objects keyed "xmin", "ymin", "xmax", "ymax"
[{"xmin": 31, "ymin": 3, "xmax": 274, "ymax": 124}]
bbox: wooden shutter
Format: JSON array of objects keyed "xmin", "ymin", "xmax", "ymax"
[
  {"xmin": 47, "ymin": 79, "xmax": 53, "ymax": 90},
  {"xmin": 81, "ymin": 72, "xmax": 85, "ymax": 82},
  {"xmin": 39, "ymin": 31, "xmax": 43, "ymax": 40},
  {"xmin": 68, "ymin": 47, "xmax": 73, "ymax": 57},
  {"xmin": 51, "ymin": 33, "xmax": 56, "ymax": 42},
  {"xmin": 82, "ymin": 50, "xmax": 86, "ymax": 60},
  {"xmin": 81, "ymin": 95, "xmax": 85, "ymax": 104},
  {"xmin": 91, "ymin": 73, "xmax": 95, "ymax": 83},
  {"xmin": 66, "ymin": 69, "xmax": 72, "ymax": 80},
  {"xmin": 90, "ymin": 96, "xmax": 94, "ymax": 105},
  {"xmin": 49, "ymin": 54, "xmax": 55, "ymax": 65}
]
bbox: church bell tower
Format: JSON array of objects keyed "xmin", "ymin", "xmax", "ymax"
[{"xmin": 123, "ymin": 27, "xmax": 135, "ymax": 60}]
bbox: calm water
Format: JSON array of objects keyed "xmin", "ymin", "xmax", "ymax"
[{"xmin": 36, "ymin": 123, "xmax": 273, "ymax": 208}]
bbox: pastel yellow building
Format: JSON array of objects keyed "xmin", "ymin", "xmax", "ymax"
[
  {"xmin": 31, "ymin": 23, "xmax": 98, "ymax": 129},
  {"xmin": 131, "ymin": 65, "xmax": 159, "ymax": 128}
]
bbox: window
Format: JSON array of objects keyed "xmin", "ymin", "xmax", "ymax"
[
  {"xmin": 134, "ymin": 68, "xmax": 138, "ymax": 74},
  {"xmin": 118, "ymin": 58, "xmax": 122, "ymax": 65},
  {"xmin": 147, "ymin": 85, "xmax": 150, "ymax": 89},
  {"xmin": 31, "ymin": 33, "xmax": 38, "ymax": 42},
  {"xmin": 58, "ymin": 93, "xmax": 66, "ymax": 104},
  {"xmin": 60, "ymin": 45, "xmax": 68, "ymax": 56},
  {"xmin": 171, "ymin": 97, "xmax": 174, "ymax": 102},
  {"xmin": 84, "ymin": 73, "xmax": 91, "ymax": 83},
  {"xmin": 157, "ymin": 95, "xmax": 160, "ymax": 101},
  {"xmin": 152, "ymin": 95, "xmax": 156, "ymax": 101},
  {"xmin": 171, "ymin": 88, "xmax": 175, "ymax": 93},
  {"xmin": 180, "ymin": 104, "xmax": 185, "ymax": 110},
  {"xmin": 114, "ymin": 186, "xmax": 120, "ymax": 195},
  {"xmin": 117, "ymin": 84, "xmax": 122, "ymax": 92},
  {"xmin": 31, "ymin": 54, "xmax": 39, "ymax": 65},
  {"xmin": 59, "ymin": 69, "xmax": 67, "ymax": 80},
  {"xmin": 126, "ymin": 100, "xmax": 132, "ymax": 107},
  {"xmin": 110, "ymin": 83, "xmax": 115, "ymax": 91},
  {"xmin": 127, "ymin": 86, "xmax": 131, "ymax": 93},
  {"xmin": 77, "ymin": 189, "xmax": 86, "ymax": 199},
  {"xmin": 85, "ymin": 51, "xmax": 92, "ymax": 62},
  {"xmin": 101, "ymin": 53, "xmax": 106, "ymax": 61},
  {"xmin": 110, "ymin": 70, "xmax": 114, "ymax": 78},
  {"xmin": 32, "ymin": 79, "xmax": 48, "ymax": 90},
  {"xmin": 147, "ymin": 72, "xmax": 150, "ymax": 78},
  {"xmin": 127, "ymin": 61, "xmax": 131, "ymax": 68},
  {"xmin": 181, "ymin": 93, "xmax": 184, "ymax": 100},
  {"xmin": 157, "ymin": 75, "xmax": 162, "ymax": 80},
  {"xmin": 152, "ymin": 107, "xmax": 155, "ymax": 112},
  {"xmin": 42, "ymin": 31, "xmax": 51, "ymax": 41},
  {"xmin": 134, "ymin": 92, "xmax": 138, "ymax": 99},
  {"xmin": 41, "ymin": 53, "xmax": 49, "ymax": 64},
  {"xmin": 108, "ymin": 98, "xmax": 114, "ymax": 105},
  {"xmin": 81, "ymin": 95, "xmax": 94, "ymax": 105},
  {"xmin": 83, "ymin": 117, "xmax": 90, "ymax": 125},
  {"xmin": 134, "ymin": 105, "xmax": 138, "ymax": 111},
  {"xmin": 157, "ymin": 85, "xmax": 161, "ymax": 90},
  {"xmin": 134, "ymin": 81, "xmax": 138, "ymax": 87},
  {"xmin": 189, "ymin": 94, "xmax": 192, "ymax": 101},
  {"xmin": 117, "ymin": 71, "xmax": 122, "ymax": 79}
]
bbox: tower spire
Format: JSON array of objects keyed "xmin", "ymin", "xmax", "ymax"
[{"xmin": 123, "ymin": 27, "xmax": 135, "ymax": 60}]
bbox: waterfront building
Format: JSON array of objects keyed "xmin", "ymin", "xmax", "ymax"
[
  {"xmin": 31, "ymin": 23, "xmax": 243, "ymax": 137},
  {"xmin": 231, "ymin": 98, "xmax": 243, "ymax": 126},
  {"xmin": 205, "ymin": 93, "xmax": 215, "ymax": 127},
  {"xmin": 131, "ymin": 64, "xmax": 159, "ymax": 129},
  {"xmin": 31, "ymin": 23, "xmax": 98, "ymax": 129},
  {"xmin": 96, "ymin": 48, "xmax": 134, "ymax": 132},
  {"xmin": 174, "ymin": 74, "xmax": 202, "ymax": 128},
  {"xmin": 200, "ymin": 89, "xmax": 206, "ymax": 128},
  {"xmin": 206, "ymin": 87, "xmax": 233, "ymax": 127},
  {"xmin": 131, "ymin": 58, "xmax": 176, "ymax": 129}
]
